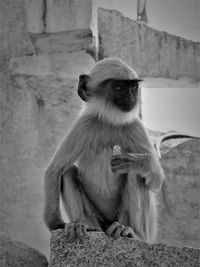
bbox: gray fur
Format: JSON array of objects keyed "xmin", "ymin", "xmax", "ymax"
[{"xmin": 43, "ymin": 58, "xmax": 164, "ymax": 243}]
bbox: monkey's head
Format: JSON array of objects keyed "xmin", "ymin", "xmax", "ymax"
[{"xmin": 78, "ymin": 58, "xmax": 142, "ymax": 123}]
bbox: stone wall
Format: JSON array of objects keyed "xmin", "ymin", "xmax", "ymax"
[
  {"xmin": 0, "ymin": 0, "xmax": 94, "ymax": 257},
  {"xmin": 49, "ymin": 230, "xmax": 200, "ymax": 267},
  {"xmin": 0, "ymin": 0, "xmax": 35, "ymax": 66},
  {"xmin": 25, "ymin": 0, "xmax": 92, "ymax": 33},
  {"xmin": 158, "ymin": 138, "xmax": 200, "ymax": 248},
  {"xmin": 98, "ymin": 8, "xmax": 200, "ymax": 81}
]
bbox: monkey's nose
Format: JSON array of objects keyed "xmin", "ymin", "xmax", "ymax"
[
  {"xmin": 125, "ymin": 96, "xmax": 133, "ymax": 102},
  {"xmin": 79, "ymin": 74, "xmax": 88, "ymax": 79}
]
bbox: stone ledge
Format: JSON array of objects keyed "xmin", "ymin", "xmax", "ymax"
[
  {"xmin": 29, "ymin": 28, "xmax": 93, "ymax": 55},
  {"xmin": 49, "ymin": 229, "xmax": 200, "ymax": 267}
]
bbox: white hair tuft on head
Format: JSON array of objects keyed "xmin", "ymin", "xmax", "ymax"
[{"xmin": 87, "ymin": 58, "xmax": 139, "ymax": 89}]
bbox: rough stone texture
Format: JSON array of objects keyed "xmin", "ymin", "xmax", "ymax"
[
  {"xmin": 0, "ymin": 0, "xmax": 35, "ymax": 66},
  {"xmin": 24, "ymin": 0, "xmax": 44, "ymax": 33},
  {"xmin": 0, "ymin": 235, "xmax": 48, "ymax": 267},
  {"xmin": 0, "ymin": 7, "xmax": 94, "ymax": 256},
  {"xmin": 46, "ymin": 0, "xmax": 92, "ymax": 33},
  {"xmin": 98, "ymin": 8, "xmax": 200, "ymax": 81},
  {"xmin": 10, "ymin": 51, "xmax": 94, "ymax": 78},
  {"xmin": 49, "ymin": 230, "xmax": 200, "ymax": 267},
  {"xmin": 1, "ymin": 69, "xmax": 94, "ymax": 257},
  {"xmin": 158, "ymin": 138, "xmax": 200, "ymax": 249},
  {"xmin": 29, "ymin": 29, "xmax": 94, "ymax": 54}
]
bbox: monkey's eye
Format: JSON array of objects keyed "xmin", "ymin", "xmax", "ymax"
[
  {"xmin": 129, "ymin": 84, "xmax": 138, "ymax": 91},
  {"xmin": 115, "ymin": 85, "xmax": 123, "ymax": 91}
]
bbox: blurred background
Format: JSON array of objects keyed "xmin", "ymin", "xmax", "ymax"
[{"xmin": 0, "ymin": 0, "xmax": 199, "ymax": 259}]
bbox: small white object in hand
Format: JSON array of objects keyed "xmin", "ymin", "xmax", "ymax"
[{"xmin": 113, "ymin": 145, "xmax": 122, "ymax": 155}]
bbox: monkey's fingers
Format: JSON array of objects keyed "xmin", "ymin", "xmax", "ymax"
[
  {"xmin": 111, "ymin": 153, "xmax": 148, "ymax": 166},
  {"xmin": 65, "ymin": 222, "xmax": 76, "ymax": 241},
  {"xmin": 112, "ymin": 224, "xmax": 124, "ymax": 240},
  {"xmin": 111, "ymin": 154, "xmax": 128, "ymax": 163},
  {"xmin": 86, "ymin": 226, "xmax": 102, "ymax": 232},
  {"xmin": 106, "ymin": 222, "xmax": 135, "ymax": 240},
  {"xmin": 121, "ymin": 227, "xmax": 135, "ymax": 238},
  {"xmin": 106, "ymin": 221, "xmax": 121, "ymax": 237},
  {"xmin": 65, "ymin": 221, "xmax": 90, "ymax": 241},
  {"xmin": 76, "ymin": 221, "xmax": 87, "ymax": 239},
  {"xmin": 131, "ymin": 153, "xmax": 150, "ymax": 158},
  {"xmin": 111, "ymin": 162, "xmax": 130, "ymax": 174}
]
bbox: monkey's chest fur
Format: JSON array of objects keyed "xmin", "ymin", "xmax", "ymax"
[
  {"xmin": 78, "ymin": 149, "xmax": 123, "ymax": 220},
  {"xmin": 76, "ymin": 116, "xmax": 142, "ymax": 221}
]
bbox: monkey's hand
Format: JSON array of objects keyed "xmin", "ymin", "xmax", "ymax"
[
  {"xmin": 106, "ymin": 221, "xmax": 140, "ymax": 240},
  {"xmin": 111, "ymin": 153, "xmax": 149, "ymax": 174},
  {"xmin": 65, "ymin": 221, "xmax": 101, "ymax": 242},
  {"xmin": 111, "ymin": 153, "xmax": 164, "ymax": 191}
]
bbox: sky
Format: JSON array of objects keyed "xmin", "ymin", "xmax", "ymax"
[{"xmin": 92, "ymin": 0, "xmax": 200, "ymax": 137}]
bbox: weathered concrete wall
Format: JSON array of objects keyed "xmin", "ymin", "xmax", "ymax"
[
  {"xmin": 49, "ymin": 230, "xmax": 200, "ymax": 267},
  {"xmin": 46, "ymin": 0, "xmax": 92, "ymax": 33},
  {"xmin": 24, "ymin": 0, "xmax": 44, "ymax": 33},
  {"xmin": 25, "ymin": 0, "xmax": 93, "ymax": 33},
  {"xmin": 158, "ymin": 138, "xmax": 200, "ymax": 248},
  {"xmin": 98, "ymin": 8, "xmax": 200, "ymax": 81},
  {"xmin": 0, "ymin": 0, "xmax": 35, "ymax": 65},
  {"xmin": 0, "ymin": 0, "xmax": 94, "ymax": 258}
]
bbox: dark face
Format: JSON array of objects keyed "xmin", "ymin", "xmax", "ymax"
[
  {"xmin": 78, "ymin": 75, "xmax": 142, "ymax": 112},
  {"xmin": 110, "ymin": 79, "xmax": 140, "ymax": 112}
]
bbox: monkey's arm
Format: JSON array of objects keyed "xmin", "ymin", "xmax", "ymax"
[
  {"xmin": 44, "ymin": 119, "xmax": 87, "ymax": 230},
  {"xmin": 111, "ymin": 120, "xmax": 164, "ymax": 192},
  {"xmin": 111, "ymin": 152, "xmax": 163, "ymax": 189}
]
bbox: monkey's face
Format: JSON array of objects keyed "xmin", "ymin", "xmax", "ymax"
[
  {"xmin": 110, "ymin": 80, "xmax": 140, "ymax": 112},
  {"xmin": 78, "ymin": 75, "xmax": 141, "ymax": 113},
  {"xmin": 94, "ymin": 79, "xmax": 141, "ymax": 112}
]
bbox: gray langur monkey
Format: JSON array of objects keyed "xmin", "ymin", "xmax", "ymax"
[{"xmin": 44, "ymin": 58, "xmax": 165, "ymax": 243}]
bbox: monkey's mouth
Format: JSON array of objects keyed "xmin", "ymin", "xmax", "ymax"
[
  {"xmin": 118, "ymin": 104, "xmax": 135, "ymax": 112},
  {"xmin": 113, "ymin": 97, "xmax": 136, "ymax": 112}
]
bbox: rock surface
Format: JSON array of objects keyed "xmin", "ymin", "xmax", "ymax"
[
  {"xmin": 24, "ymin": 0, "xmax": 44, "ymax": 33},
  {"xmin": 46, "ymin": 0, "xmax": 92, "ymax": 33},
  {"xmin": 29, "ymin": 28, "xmax": 93, "ymax": 55},
  {"xmin": 158, "ymin": 138, "xmax": 200, "ymax": 248},
  {"xmin": 0, "ymin": 0, "xmax": 35, "ymax": 65},
  {"xmin": 24, "ymin": 0, "xmax": 93, "ymax": 34},
  {"xmin": 49, "ymin": 229, "xmax": 200, "ymax": 267},
  {"xmin": 0, "ymin": 235, "xmax": 48, "ymax": 267},
  {"xmin": 98, "ymin": 8, "xmax": 200, "ymax": 81},
  {"xmin": 0, "ymin": 1, "xmax": 94, "ymax": 257}
]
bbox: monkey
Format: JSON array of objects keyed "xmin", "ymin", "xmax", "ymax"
[{"xmin": 43, "ymin": 58, "xmax": 165, "ymax": 243}]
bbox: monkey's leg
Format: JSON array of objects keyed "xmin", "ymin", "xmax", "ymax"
[
  {"xmin": 61, "ymin": 165, "xmax": 102, "ymax": 241},
  {"xmin": 118, "ymin": 174, "xmax": 158, "ymax": 243}
]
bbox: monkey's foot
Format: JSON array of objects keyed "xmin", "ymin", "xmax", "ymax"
[
  {"xmin": 106, "ymin": 222, "xmax": 135, "ymax": 240},
  {"xmin": 64, "ymin": 221, "xmax": 89, "ymax": 241},
  {"xmin": 65, "ymin": 221, "xmax": 100, "ymax": 241}
]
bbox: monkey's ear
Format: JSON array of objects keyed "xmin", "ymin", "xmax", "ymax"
[{"xmin": 78, "ymin": 74, "xmax": 90, "ymax": 102}]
